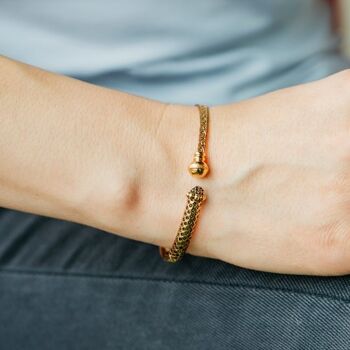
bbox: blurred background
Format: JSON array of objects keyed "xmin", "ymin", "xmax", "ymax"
[{"xmin": 339, "ymin": 0, "xmax": 350, "ymax": 55}]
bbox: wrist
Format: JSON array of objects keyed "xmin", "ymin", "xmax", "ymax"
[
  {"xmin": 79, "ymin": 99, "xmax": 243, "ymax": 263},
  {"xmin": 149, "ymin": 102, "xmax": 240, "ymax": 260},
  {"xmin": 140, "ymin": 102, "xmax": 246, "ymax": 260},
  {"xmin": 131, "ymin": 103, "xmax": 201, "ymax": 247},
  {"xmin": 76, "ymin": 100, "xmax": 199, "ymax": 249}
]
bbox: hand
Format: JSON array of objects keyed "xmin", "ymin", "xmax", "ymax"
[{"xmin": 183, "ymin": 70, "xmax": 350, "ymax": 276}]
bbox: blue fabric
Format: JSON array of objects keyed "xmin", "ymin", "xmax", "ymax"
[
  {"xmin": 1, "ymin": 1, "xmax": 350, "ymax": 349},
  {"xmin": 1, "ymin": 0, "xmax": 349, "ymax": 104}
]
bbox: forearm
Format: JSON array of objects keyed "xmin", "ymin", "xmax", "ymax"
[{"xmin": 0, "ymin": 56, "xmax": 201, "ymax": 249}]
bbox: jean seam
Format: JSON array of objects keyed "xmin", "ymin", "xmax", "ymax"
[{"xmin": 0, "ymin": 267, "xmax": 350, "ymax": 304}]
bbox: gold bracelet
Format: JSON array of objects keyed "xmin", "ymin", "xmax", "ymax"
[
  {"xmin": 159, "ymin": 186, "xmax": 207, "ymax": 263},
  {"xmin": 159, "ymin": 104, "xmax": 210, "ymax": 263},
  {"xmin": 188, "ymin": 104, "xmax": 210, "ymax": 178}
]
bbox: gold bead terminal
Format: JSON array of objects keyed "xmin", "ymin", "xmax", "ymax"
[{"xmin": 188, "ymin": 151, "xmax": 209, "ymax": 178}]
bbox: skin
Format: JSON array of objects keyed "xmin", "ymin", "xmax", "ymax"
[{"xmin": 1, "ymin": 55, "xmax": 350, "ymax": 276}]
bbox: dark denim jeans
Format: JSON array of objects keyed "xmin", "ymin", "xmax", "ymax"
[{"xmin": 0, "ymin": 207, "xmax": 350, "ymax": 349}]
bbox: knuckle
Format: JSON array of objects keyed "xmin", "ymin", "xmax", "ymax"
[{"xmin": 315, "ymin": 221, "xmax": 350, "ymax": 275}]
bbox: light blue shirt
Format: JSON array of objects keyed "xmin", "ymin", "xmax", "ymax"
[{"xmin": 1, "ymin": 0, "xmax": 349, "ymax": 104}]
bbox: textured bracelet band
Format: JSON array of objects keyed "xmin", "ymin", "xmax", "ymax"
[
  {"xmin": 188, "ymin": 104, "xmax": 210, "ymax": 178},
  {"xmin": 159, "ymin": 186, "xmax": 206, "ymax": 263},
  {"xmin": 159, "ymin": 105, "xmax": 210, "ymax": 263}
]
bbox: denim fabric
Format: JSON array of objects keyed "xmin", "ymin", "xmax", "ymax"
[{"xmin": 1, "ymin": 208, "xmax": 350, "ymax": 349}]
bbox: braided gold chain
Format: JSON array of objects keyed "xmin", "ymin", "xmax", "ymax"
[
  {"xmin": 188, "ymin": 104, "xmax": 210, "ymax": 178},
  {"xmin": 195, "ymin": 104, "xmax": 209, "ymax": 154},
  {"xmin": 159, "ymin": 186, "xmax": 206, "ymax": 263}
]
